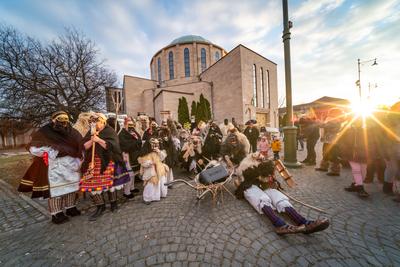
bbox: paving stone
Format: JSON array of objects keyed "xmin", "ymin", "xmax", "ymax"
[{"xmin": 1, "ymin": 146, "xmax": 400, "ymax": 266}]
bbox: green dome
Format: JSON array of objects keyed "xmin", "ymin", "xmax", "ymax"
[{"xmin": 170, "ymin": 35, "xmax": 212, "ymax": 45}]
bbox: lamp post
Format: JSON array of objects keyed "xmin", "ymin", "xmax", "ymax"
[
  {"xmin": 282, "ymin": 0, "xmax": 301, "ymax": 168},
  {"xmin": 357, "ymin": 58, "xmax": 377, "ymax": 100}
]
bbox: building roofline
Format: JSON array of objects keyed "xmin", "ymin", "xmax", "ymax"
[
  {"xmin": 123, "ymin": 74, "xmax": 157, "ymax": 82},
  {"xmin": 237, "ymin": 44, "xmax": 277, "ymax": 65},
  {"xmin": 199, "ymin": 45, "xmax": 241, "ymax": 76},
  {"xmin": 150, "ymin": 42, "xmax": 227, "ymax": 65}
]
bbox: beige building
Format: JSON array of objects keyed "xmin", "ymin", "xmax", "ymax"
[{"xmin": 113, "ymin": 35, "xmax": 279, "ymax": 127}]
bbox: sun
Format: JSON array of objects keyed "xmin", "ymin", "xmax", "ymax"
[{"xmin": 350, "ymin": 99, "xmax": 375, "ymax": 118}]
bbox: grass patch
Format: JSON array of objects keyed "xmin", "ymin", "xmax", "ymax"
[{"xmin": 0, "ymin": 154, "xmax": 32, "ymax": 189}]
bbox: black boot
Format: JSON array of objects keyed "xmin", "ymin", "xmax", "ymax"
[
  {"xmin": 344, "ymin": 183, "xmax": 358, "ymax": 192},
  {"xmin": 383, "ymin": 182, "xmax": 393, "ymax": 195},
  {"xmin": 65, "ymin": 206, "xmax": 81, "ymax": 217},
  {"xmin": 52, "ymin": 212, "xmax": 69, "ymax": 224},
  {"xmin": 110, "ymin": 201, "xmax": 118, "ymax": 212},
  {"xmin": 356, "ymin": 185, "xmax": 369, "ymax": 198},
  {"xmin": 89, "ymin": 204, "xmax": 106, "ymax": 221}
]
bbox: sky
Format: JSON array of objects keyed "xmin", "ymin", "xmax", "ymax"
[{"xmin": 1, "ymin": 0, "xmax": 399, "ymax": 106}]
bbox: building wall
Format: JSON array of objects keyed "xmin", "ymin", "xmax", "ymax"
[
  {"xmin": 239, "ymin": 46, "xmax": 279, "ymax": 128},
  {"xmin": 150, "ymin": 42, "xmax": 226, "ymax": 87},
  {"xmin": 123, "ymin": 75, "xmax": 157, "ymax": 117},
  {"xmin": 153, "ymin": 81, "xmax": 211, "ymax": 123},
  {"xmin": 200, "ymin": 46, "xmax": 244, "ymax": 124}
]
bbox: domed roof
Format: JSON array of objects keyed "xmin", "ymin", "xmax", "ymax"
[{"xmin": 170, "ymin": 35, "xmax": 212, "ymax": 45}]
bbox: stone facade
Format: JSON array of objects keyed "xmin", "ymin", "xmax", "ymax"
[{"xmin": 119, "ymin": 35, "xmax": 279, "ymax": 127}]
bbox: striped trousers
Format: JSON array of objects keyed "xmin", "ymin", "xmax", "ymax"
[{"xmin": 48, "ymin": 192, "xmax": 77, "ymax": 215}]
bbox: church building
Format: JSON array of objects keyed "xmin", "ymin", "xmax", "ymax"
[{"xmin": 107, "ymin": 35, "xmax": 279, "ymax": 127}]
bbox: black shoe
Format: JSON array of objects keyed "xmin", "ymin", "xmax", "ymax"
[
  {"xmin": 131, "ymin": 188, "xmax": 140, "ymax": 194},
  {"xmin": 65, "ymin": 206, "xmax": 81, "ymax": 217},
  {"xmin": 344, "ymin": 183, "xmax": 358, "ymax": 192},
  {"xmin": 383, "ymin": 182, "xmax": 393, "ymax": 195},
  {"xmin": 110, "ymin": 201, "xmax": 118, "ymax": 212},
  {"xmin": 315, "ymin": 168, "xmax": 328, "ymax": 172},
  {"xmin": 326, "ymin": 172, "xmax": 340, "ymax": 176},
  {"xmin": 89, "ymin": 204, "xmax": 106, "ymax": 221},
  {"xmin": 52, "ymin": 212, "xmax": 69, "ymax": 224},
  {"xmin": 123, "ymin": 193, "xmax": 135, "ymax": 199},
  {"xmin": 393, "ymin": 195, "xmax": 400, "ymax": 202},
  {"xmin": 357, "ymin": 185, "xmax": 369, "ymax": 198}
]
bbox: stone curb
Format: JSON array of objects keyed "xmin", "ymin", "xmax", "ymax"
[{"xmin": 0, "ymin": 179, "xmax": 50, "ymax": 218}]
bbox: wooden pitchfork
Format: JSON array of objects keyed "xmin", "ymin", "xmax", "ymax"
[{"xmin": 83, "ymin": 123, "xmax": 97, "ymax": 180}]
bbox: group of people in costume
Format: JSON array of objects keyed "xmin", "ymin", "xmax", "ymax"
[
  {"xmin": 18, "ymin": 111, "xmax": 331, "ymax": 236},
  {"xmin": 297, "ymin": 102, "xmax": 400, "ymax": 200}
]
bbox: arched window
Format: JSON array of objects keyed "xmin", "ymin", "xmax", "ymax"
[
  {"xmin": 168, "ymin": 51, "xmax": 174, "ymax": 80},
  {"xmin": 215, "ymin": 51, "xmax": 220, "ymax": 61},
  {"xmin": 201, "ymin": 48, "xmax": 207, "ymax": 71},
  {"xmin": 252, "ymin": 64, "xmax": 257, "ymax": 107},
  {"xmin": 260, "ymin": 67, "xmax": 264, "ymax": 108},
  {"xmin": 184, "ymin": 48, "xmax": 190, "ymax": 77},
  {"xmin": 157, "ymin": 58, "xmax": 161, "ymax": 82},
  {"xmin": 265, "ymin": 70, "xmax": 270, "ymax": 108}
]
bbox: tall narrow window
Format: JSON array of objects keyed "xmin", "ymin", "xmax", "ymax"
[
  {"xmin": 260, "ymin": 67, "xmax": 265, "ymax": 108},
  {"xmin": 184, "ymin": 48, "xmax": 190, "ymax": 77},
  {"xmin": 215, "ymin": 51, "xmax": 220, "ymax": 61},
  {"xmin": 252, "ymin": 64, "xmax": 257, "ymax": 107},
  {"xmin": 201, "ymin": 48, "xmax": 207, "ymax": 71},
  {"xmin": 157, "ymin": 57, "xmax": 161, "ymax": 82},
  {"xmin": 168, "ymin": 51, "xmax": 174, "ymax": 80},
  {"xmin": 265, "ymin": 70, "xmax": 270, "ymax": 108}
]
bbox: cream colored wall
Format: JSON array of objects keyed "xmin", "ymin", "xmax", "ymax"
[
  {"xmin": 153, "ymin": 81, "xmax": 211, "ymax": 123},
  {"xmin": 123, "ymin": 75, "xmax": 157, "ymax": 117},
  {"xmin": 239, "ymin": 46, "xmax": 279, "ymax": 128},
  {"xmin": 200, "ymin": 46, "xmax": 244, "ymax": 124}
]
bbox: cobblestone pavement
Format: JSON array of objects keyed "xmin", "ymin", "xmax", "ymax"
[{"xmin": 1, "ymin": 147, "xmax": 400, "ymax": 266}]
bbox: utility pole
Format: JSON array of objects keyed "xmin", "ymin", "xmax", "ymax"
[{"xmin": 282, "ymin": 0, "xmax": 301, "ymax": 168}]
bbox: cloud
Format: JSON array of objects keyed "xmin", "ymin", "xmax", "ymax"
[{"xmin": 1, "ymin": 0, "xmax": 399, "ymax": 105}]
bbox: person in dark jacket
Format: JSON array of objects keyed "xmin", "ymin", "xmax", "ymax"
[
  {"xmin": 300, "ymin": 117, "xmax": 320, "ymax": 165},
  {"xmin": 202, "ymin": 121, "xmax": 223, "ymax": 160},
  {"xmin": 339, "ymin": 117, "xmax": 369, "ymax": 198},
  {"xmin": 119, "ymin": 117, "xmax": 142, "ymax": 199},
  {"xmin": 381, "ymin": 102, "xmax": 400, "ymax": 200},
  {"xmin": 364, "ymin": 115, "xmax": 386, "ymax": 184},
  {"xmin": 80, "ymin": 113, "xmax": 130, "ymax": 220},
  {"xmin": 244, "ymin": 121, "xmax": 259, "ymax": 153}
]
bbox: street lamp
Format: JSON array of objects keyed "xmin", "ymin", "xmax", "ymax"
[
  {"xmin": 356, "ymin": 58, "xmax": 378, "ymax": 99},
  {"xmin": 281, "ymin": 0, "xmax": 301, "ymax": 168}
]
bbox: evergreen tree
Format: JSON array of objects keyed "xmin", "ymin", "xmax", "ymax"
[
  {"xmin": 191, "ymin": 101, "xmax": 197, "ymax": 120},
  {"xmin": 204, "ymin": 97, "xmax": 212, "ymax": 120},
  {"xmin": 177, "ymin": 97, "xmax": 184, "ymax": 125},
  {"xmin": 181, "ymin": 97, "xmax": 190, "ymax": 124}
]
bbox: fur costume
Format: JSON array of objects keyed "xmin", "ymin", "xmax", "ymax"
[
  {"xmin": 73, "ymin": 112, "xmax": 95, "ymax": 137},
  {"xmin": 202, "ymin": 124, "xmax": 223, "ymax": 160},
  {"xmin": 221, "ymin": 129, "xmax": 251, "ymax": 166},
  {"xmin": 234, "ymin": 159, "xmax": 330, "ymax": 235},
  {"xmin": 180, "ymin": 135, "xmax": 204, "ymax": 172},
  {"xmin": 138, "ymin": 140, "xmax": 169, "ymax": 202}
]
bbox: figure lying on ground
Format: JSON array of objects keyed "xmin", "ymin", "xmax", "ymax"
[{"xmin": 235, "ymin": 159, "xmax": 330, "ymax": 235}]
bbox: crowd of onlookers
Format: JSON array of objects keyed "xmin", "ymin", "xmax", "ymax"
[{"xmin": 295, "ymin": 101, "xmax": 400, "ymax": 201}]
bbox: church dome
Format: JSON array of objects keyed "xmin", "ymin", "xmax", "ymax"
[{"xmin": 170, "ymin": 35, "xmax": 212, "ymax": 45}]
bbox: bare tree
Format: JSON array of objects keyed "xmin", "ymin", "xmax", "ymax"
[{"xmin": 0, "ymin": 25, "xmax": 117, "ymax": 126}]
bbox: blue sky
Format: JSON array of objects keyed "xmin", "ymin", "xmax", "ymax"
[{"xmin": 1, "ymin": 0, "xmax": 399, "ymax": 106}]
